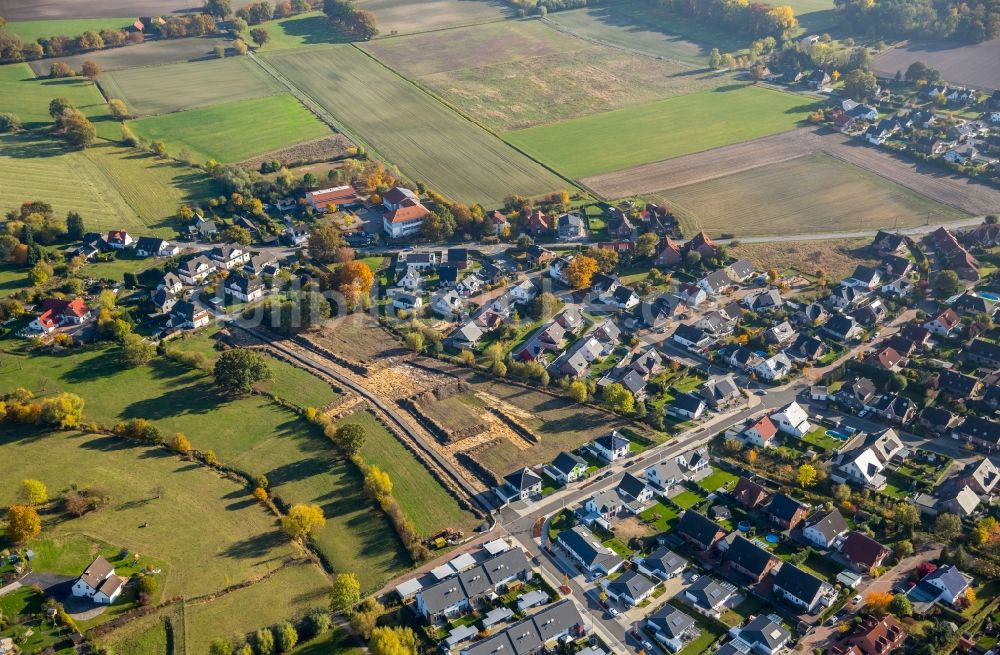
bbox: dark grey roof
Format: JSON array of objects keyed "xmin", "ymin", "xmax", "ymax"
[
  {"xmin": 685, "ymin": 576, "xmax": 735, "ymax": 610},
  {"xmin": 551, "ymin": 451, "xmax": 586, "ymax": 476},
  {"xmin": 805, "ymin": 509, "xmax": 848, "ymax": 542},
  {"xmin": 724, "ymin": 535, "xmax": 776, "ymax": 577},
  {"xmin": 647, "ymin": 604, "xmax": 695, "ymax": 639},
  {"xmin": 595, "ymin": 431, "xmax": 630, "ymax": 452},
  {"xmin": 617, "ymin": 472, "xmax": 649, "ymax": 502},
  {"xmin": 463, "ymin": 600, "xmax": 584, "ymax": 655},
  {"xmin": 606, "ymin": 570, "xmax": 655, "ymax": 600},
  {"xmin": 740, "ymin": 615, "xmax": 791, "ymax": 650},
  {"xmin": 672, "ymin": 392, "xmax": 705, "ymax": 414},
  {"xmin": 419, "ymin": 548, "xmax": 531, "ymax": 615},
  {"xmin": 773, "ymin": 563, "xmax": 824, "ymax": 606},
  {"xmin": 504, "ymin": 467, "xmax": 542, "ymax": 492},
  {"xmin": 642, "ymin": 546, "xmax": 686, "ymax": 575},
  {"xmin": 767, "ymin": 493, "xmax": 805, "ymax": 522},
  {"xmin": 556, "ymin": 525, "xmax": 623, "ymax": 571},
  {"xmin": 923, "ymin": 565, "xmax": 969, "ymax": 598},
  {"xmin": 676, "ymin": 511, "xmax": 725, "ymax": 548}
]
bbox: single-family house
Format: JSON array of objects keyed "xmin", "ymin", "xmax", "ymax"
[
  {"xmin": 803, "ymin": 508, "xmax": 848, "ymax": 549},
  {"xmin": 208, "ymin": 243, "xmax": 250, "ymax": 270},
  {"xmin": 683, "ymin": 577, "xmax": 736, "ymax": 618},
  {"xmin": 742, "ymin": 416, "xmax": 778, "ymax": 449},
  {"xmin": 71, "ymin": 557, "xmax": 124, "ymax": 604},
  {"xmin": 223, "ymin": 275, "xmax": 265, "ymax": 303},
  {"xmin": 923, "ymin": 309, "xmax": 961, "ymax": 337},
  {"xmin": 547, "ymin": 451, "xmax": 588, "ymax": 485},
  {"xmin": 591, "ymin": 431, "xmax": 630, "ymax": 462},
  {"xmin": 724, "ymin": 535, "xmax": 778, "ymax": 584},
  {"xmin": 603, "ymin": 570, "xmax": 657, "ymax": 607},
  {"xmin": 770, "ymin": 402, "xmax": 811, "ymax": 437},
  {"xmin": 675, "ymin": 510, "xmax": 726, "ymax": 552},
  {"xmin": 645, "ymin": 459, "xmax": 686, "ymax": 490},
  {"xmin": 646, "ymin": 605, "xmax": 698, "ymax": 652},
  {"xmin": 700, "ymin": 375, "xmax": 741, "ymax": 410},
  {"xmin": 106, "ymin": 230, "xmax": 133, "ymax": 249},
  {"xmin": 823, "ymin": 314, "xmax": 861, "ymax": 341},
  {"xmin": 557, "ymin": 213, "xmax": 586, "ymax": 241},
  {"xmin": 670, "ymin": 392, "xmax": 707, "ymax": 420},
  {"xmin": 766, "ymin": 492, "xmax": 808, "ymax": 531},
  {"xmin": 840, "ymin": 531, "xmax": 889, "ymax": 572},
  {"xmin": 637, "ymin": 547, "xmax": 687, "ymax": 580},
  {"xmin": 731, "ymin": 477, "xmax": 769, "ymax": 509},
  {"xmin": 736, "ymin": 615, "xmax": 791, "ymax": 655},
  {"xmin": 497, "ymin": 467, "xmax": 542, "ymax": 503},
  {"xmin": 171, "ymin": 300, "xmax": 209, "ymax": 329},
  {"xmin": 555, "ymin": 525, "xmax": 624, "ymax": 575},
  {"xmin": 178, "ymin": 255, "xmax": 214, "ymax": 285},
  {"xmin": 921, "ymin": 565, "xmax": 972, "ymax": 607},
  {"xmin": 772, "ymin": 563, "xmax": 827, "ymax": 613}
]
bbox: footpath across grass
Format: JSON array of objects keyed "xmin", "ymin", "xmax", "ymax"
[{"xmin": 505, "ymin": 85, "xmax": 820, "ymax": 179}]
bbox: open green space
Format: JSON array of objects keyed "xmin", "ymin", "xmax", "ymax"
[
  {"xmin": 0, "ymin": 586, "xmax": 71, "ymax": 654},
  {"xmin": 506, "ymin": 85, "xmax": 820, "ymax": 179},
  {"xmin": 0, "ymin": 62, "xmax": 115, "ymax": 135},
  {"xmin": 127, "ymin": 93, "xmax": 331, "ymax": 164},
  {"xmin": 290, "ymin": 629, "xmax": 364, "ymax": 655},
  {"xmin": 0, "ymin": 347, "xmax": 407, "ymax": 589},
  {"xmin": 696, "ymin": 469, "xmax": 738, "ymax": 493},
  {"xmin": 672, "ymin": 489, "xmax": 705, "ymax": 509},
  {"xmin": 339, "ymin": 410, "xmax": 481, "ymax": 536},
  {"xmin": 99, "ymin": 604, "xmax": 179, "ymax": 655},
  {"xmin": 5, "ymin": 17, "xmax": 136, "ymax": 44},
  {"xmin": 801, "ymin": 426, "xmax": 847, "ymax": 452},
  {"xmin": 0, "ymin": 263, "xmax": 29, "ymax": 298},
  {"xmin": 652, "ymin": 153, "xmax": 968, "ymax": 239},
  {"xmin": 263, "ymin": 45, "xmax": 567, "ymax": 206},
  {"xmin": 101, "ymin": 56, "xmax": 285, "ymax": 117},
  {"xmin": 0, "ymin": 430, "xmax": 298, "ymax": 599},
  {"xmin": 241, "ymin": 10, "xmax": 349, "ymax": 50},
  {"xmin": 25, "ymin": 36, "xmax": 234, "ymax": 77},
  {"xmin": 184, "ymin": 561, "xmax": 331, "ymax": 655},
  {"xmin": 0, "ymin": 133, "xmax": 145, "ymax": 232},
  {"xmin": 640, "ymin": 501, "xmax": 679, "ymax": 532}
]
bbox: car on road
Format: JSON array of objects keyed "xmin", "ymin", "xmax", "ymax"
[
  {"xmin": 643, "ymin": 640, "xmax": 654, "ymax": 651},
  {"xmin": 852, "ymin": 594, "xmax": 863, "ymax": 605},
  {"xmin": 624, "ymin": 461, "xmax": 636, "ymax": 468},
  {"xmin": 609, "ymin": 607, "xmax": 620, "ymax": 617},
  {"xmin": 755, "ymin": 389, "xmax": 767, "ymax": 396}
]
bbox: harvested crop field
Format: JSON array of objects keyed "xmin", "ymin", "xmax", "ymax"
[
  {"xmin": 873, "ymin": 37, "xmax": 1000, "ymax": 91},
  {"xmin": 128, "ymin": 93, "xmax": 332, "ymax": 163},
  {"xmin": 584, "ymin": 127, "xmax": 1000, "ymax": 217},
  {"xmin": 239, "ymin": 134, "xmax": 356, "ymax": 169},
  {"xmin": 359, "ymin": 0, "xmax": 511, "ymax": 36},
  {"xmin": 101, "ymin": 56, "xmax": 285, "ymax": 116},
  {"xmin": 264, "ymin": 44, "xmax": 568, "ymax": 205},
  {"xmin": 0, "ymin": 0, "xmax": 195, "ymax": 20},
  {"xmin": 27, "ymin": 35, "xmax": 234, "ymax": 76},
  {"xmin": 729, "ymin": 238, "xmax": 880, "ymax": 281},
  {"xmin": 653, "ymin": 153, "xmax": 967, "ymax": 238},
  {"xmin": 543, "ymin": 2, "xmax": 745, "ymax": 65},
  {"xmin": 506, "ymin": 85, "xmax": 819, "ymax": 179},
  {"xmin": 367, "ymin": 20, "xmax": 734, "ymax": 131}
]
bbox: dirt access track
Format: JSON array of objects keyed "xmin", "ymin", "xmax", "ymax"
[{"xmin": 581, "ymin": 126, "xmax": 1000, "ymax": 216}]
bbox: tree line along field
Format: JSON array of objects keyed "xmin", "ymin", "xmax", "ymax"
[
  {"xmin": 26, "ymin": 35, "xmax": 235, "ymax": 77},
  {"xmin": 651, "ymin": 153, "xmax": 969, "ymax": 238},
  {"xmin": 100, "ymin": 56, "xmax": 286, "ymax": 117},
  {"xmin": 0, "ymin": 346, "xmax": 414, "ymax": 591},
  {"xmin": 5, "ymin": 17, "xmax": 136, "ymax": 43},
  {"xmin": 505, "ymin": 84, "xmax": 822, "ymax": 179},
  {"xmin": 126, "ymin": 93, "xmax": 333, "ymax": 164},
  {"xmin": 263, "ymin": 44, "xmax": 568, "ymax": 207},
  {"xmin": 358, "ymin": 0, "xmax": 511, "ymax": 36},
  {"xmin": 363, "ymin": 19, "xmax": 732, "ymax": 132}
]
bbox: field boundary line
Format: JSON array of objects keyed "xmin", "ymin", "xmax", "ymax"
[
  {"xmin": 349, "ymin": 44, "xmax": 585, "ymax": 197},
  {"xmin": 539, "ymin": 15, "xmax": 700, "ymax": 68},
  {"xmin": 367, "ymin": 13, "xmax": 514, "ymax": 41}
]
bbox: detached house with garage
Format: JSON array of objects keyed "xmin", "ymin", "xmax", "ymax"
[
  {"xmin": 646, "ymin": 604, "xmax": 699, "ymax": 652},
  {"xmin": 71, "ymin": 557, "xmax": 124, "ymax": 605},
  {"xmin": 803, "ymin": 508, "xmax": 848, "ymax": 549},
  {"xmin": 603, "ymin": 570, "xmax": 657, "ymax": 607},
  {"xmin": 556, "ymin": 525, "xmax": 624, "ymax": 576},
  {"xmin": 591, "ymin": 431, "xmax": 630, "ymax": 462},
  {"xmin": 637, "ymin": 546, "xmax": 687, "ymax": 580},
  {"xmin": 224, "ymin": 275, "xmax": 265, "ymax": 303},
  {"xmin": 772, "ymin": 563, "xmax": 830, "ymax": 614},
  {"xmin": 741, "ymin": 416, "xmax": 778, "ymax": 449},
  {"xmin": 683, "ymin": 577, "xmax": 737, "ymax": 618},
  {"xmin": 496, "ymin": 467, "xmax": 542, "ymax": 504},
  {"xmin": 840, "ymin": 531, "xmax": 889, "ymax": 572},
  {"xmin": 770, "ymin": 402, "xmax": 811, "ymax": 438},
  {"xmin": 547, "ymin": 451, "xmax": 588, "ymax": 485}
]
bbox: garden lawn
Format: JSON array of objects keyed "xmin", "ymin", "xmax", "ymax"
[
  {"xmin": 183, "ymin": 561, "xmax": 331, "ymax": 655},
  {"xmin": 639, "ymin": 502, "xmax": 679, "ymax": 532},
  {"xmin": 0, "ymin": 430, "xmax": 298, "ymax": 599},
  {"xmin": 696, "ymin": 469, "xmax": 738, "ymax": 492},
  {"xmin": 100, "ymin": 57, "xmax": 285, "ymax": 117},
  {"xmin": 672, "ymin": 489, "xmax": 705, "ymax": 509},
  {"xmin": 0, "ymin": 62, "xmax": 116, "ymax": 137},
  {"xmin": 801, "ymin": 427, "xmax": 846, "ymax": 452},
  {"xmin": 505, "ymin": 85, "xmax": 820, "ymax": 179},
  {"xmin": 127, "ymin": 94, "xmax": 332, "ymax": 163},
  {"xmin": 0, "ymin": 263, "xmax": 28, "ymax": 298},
  {"xmin": 6, "ymin": 17, "xmax": 136, "ymax": 44},
  {"xmin": 263, "ymin": 45, "xmax": 567, "ymax": 206},
  {"xmin": 340, "ymin": 411, "xmax": 480, "ymax": 536},
  {"xmin": 99, "ymin": 604, "xmax": 178, "ymax": 655}
]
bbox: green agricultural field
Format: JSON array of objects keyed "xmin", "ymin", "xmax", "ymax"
[
  {"xmin": 0, "ymin": 133, "xmax": 143, "ymax": 231},
  {"xmin": 263, "ymin": 45, "xmax": 568, "ymax": 206},
  {"xmin": 6, "ymin": 17, "xmax": 136, "ymax": 43},
  {"xmin": 652, "ymin": 153, "xmax": 968, "ymax": 238},
  {"xmin": 544, "ymin": 3, "xmax": 746, "ymax": 65},
  {"xmin": 81, "ymin": 142, "xmax": 217, "ymax": 235},
  {"xmin": 26, "ymin": 36, "xmax": 234, "ymax": 77},
  {"xmin": 339, "ymin": 410, "xmax": 481, "ymax": 536},
  {"xmin": 365, "ymin": 20, "xmax": 730, "ymax": 131},
  {"xmin": 0, "ymin": 431, "xmax": 298, "ymax": 599},
  {"xmin": 127, "ymin": 94, "xmax": 332, "ymax": 163},
  {"xmin": 506, "ymin": 85, "xmax": 821, "ymax": 179},
  {"xmin": 184, "ymin": 561, "xmax": 331, "ymax": 655},
  {"xmin": 0, "ymin": 62, "xmax": 114, "ymax": 134},
  {"xmin": 101, "ymin": 56, "xmax": 285, "ymax": 116}
]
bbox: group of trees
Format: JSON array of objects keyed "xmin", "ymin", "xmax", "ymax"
[
  {"xmin": 1, "ymin": 388, "xmax": 86, "ymax": 431},
  {"xmin": 0, "ymin": 18, "xmax": 144, "ymax": 63},
  {"xmin": 645, "ymin": 0, "xmax": 798, "ymax": 39},
  {"xmin": 323, "ymin": 0, "xmax": 378, "ymax": 39},
  {"xmin": 48, "ymin": 97, "xmax": 96, "ymax": 148},
  {"xmin": 834, "ymin": 0, "xmax": 999, "ymax": 42}
]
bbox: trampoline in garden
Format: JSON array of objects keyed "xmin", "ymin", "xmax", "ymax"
[
  {"xmin": 738, "ymin": 521, "xmax": 751, "ymax": 531},
  {"xmin": 765, "ymin": 534, "xmax": 780, "ymax": 544}
]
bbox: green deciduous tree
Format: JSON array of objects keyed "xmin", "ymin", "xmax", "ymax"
[
  {"xmin": 213, "ymin": 348, "xmax": 273, "ymax": 394},
  {"xmin": 119, "ymin": 333, "xmax": 156, "ymax": 367}
]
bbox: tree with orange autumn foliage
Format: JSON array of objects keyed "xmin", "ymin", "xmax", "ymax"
[
  {"xmin": 865, "ymin": 591, "xmax": 893, "ymax": 615},
  {"xmin": 564, "ymin": 256, "xmax": 598, "ymax": 289}
]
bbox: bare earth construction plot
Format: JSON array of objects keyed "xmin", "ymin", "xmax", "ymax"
[
  {"xmin": 505, "ymin": 84, "xmax": 820, "ymax": 179},
  {"xmin": 101, "ymin": 56, "xmax": 285, "ymax": 116},
  {"xmin": 264, "ymin": 45, "xmax": 567, "ymax": 206},
  {"xmin": 873, "ymin": 37, "xmax": 1000, "ymax": 91},
  {"xmin": 583, "ymin": 127, "xmax": 1000, "ymax": 236},
  {"xmin": 364, "ymin": 20, "xmax": 731, "ymax": 131},
  {"xmin": 651, "ymin": 153, "xmax": 968, "ymax": 238}
]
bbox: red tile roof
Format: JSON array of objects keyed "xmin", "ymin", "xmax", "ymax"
[
  {"xmin": 306, "ymin": 185, "xmax": 359, "ymax": 208},
  {"xmin": 386, "ymin": 204, "xmax": 430, "ymax": 224}
]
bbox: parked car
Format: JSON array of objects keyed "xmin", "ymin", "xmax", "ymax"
[
  {"xmin": 609, "ymin": 607, "xmax": 620, "ymax": 617},
  {"xmin": 852, "ymin": 595, "xmax": 863, "ymax": 605}
]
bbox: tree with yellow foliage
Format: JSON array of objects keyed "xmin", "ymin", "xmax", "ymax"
[
  {"xmin": 564, "ymin": 255, "xmax": 599, "ymax": 289},
  {"xmin": 865, "ymin": 591, "xmax": 893, "ymax": 615},
  {"xmin": 6, "ymin": 504, "xmax": 41, "ymax": 544},
  {"xmin": 281, "ymin": 504, "xmax": 326, "ymax": 540},
  {"xmin": 797, "ymin": 463, "xmax": 817, "ymax": 488},
  {"xmin": 369, "ymin": 626, "xmax": 418, "ymax": 655}
]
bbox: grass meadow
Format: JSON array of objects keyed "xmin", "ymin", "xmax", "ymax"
[
  {"xmin": 127, "ymin": 94, "xmax": 332, "ymax": 163},
  {"xmin": 98, "ymin": 604, "xmax": 180, "ymax": 655},
  {"xmin": 0, "ymin": 346, "xmax": 409, "ymax": 590},
  {"xmin": 101, "ymin": 57, "xmax": 285, "ymax": 117},
  {"xmin": 505, "ymin": 85, "xmax": 821, "ymax": 179},
  {"xmin": 0, "ymin": 63, "xmax": 115, "ymax": 134},
  {"xmin": 0, "ymin": 430, "xmax": 299, "ymax": 599},
  {"xmin": 365, "ymin": 20, "xmax": 730, "ymax": 131},
  {"xmin": 6, "ymin": 17, "xmax": 136, "ymax": 43},
  {"xmin": 264, "ymin": 45, "xmax": 568, "ymax": 206},
  {"xmin": 338, "ymin": 410, "xmax": 481, "ymax": 536},
  {"xmin": 653, "ymin": 153, "xmax": 968, "ymax": 237},
  {"xmin": 358, "ymin": 0, "xmax": 510, "ymax": 36},
  {"xmin": 241, "ymin": 11, "xmax": 349, "ymax": 50}
]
